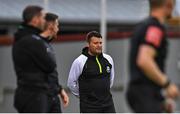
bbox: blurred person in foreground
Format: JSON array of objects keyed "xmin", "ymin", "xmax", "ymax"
[
  {"xmin": 126, "ymin": 0, "xmax": 179, "ymax": 113},
  {"xmin": 12, "ymin": 5, "xmax": 69, "ymax": 113},
  {"xmin": 67, "ymin": 31, "xmax": 116, "ymax": 113}
]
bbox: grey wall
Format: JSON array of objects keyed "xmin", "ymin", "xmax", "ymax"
[{"xmin": 0, "ymin": 38, "xmax": 179, "ymax": 112}]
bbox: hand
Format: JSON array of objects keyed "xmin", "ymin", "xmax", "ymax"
[
  {"xmin": 59, "ymin": 89, "xmax": 69, "ymax": 107},
  {"xmin": 165, "ymin": 83, "xmax": 179, "ymax": 99},
  {"xmin": 163, "ymin": 98, "xmax": 176, "ymax": 113}
]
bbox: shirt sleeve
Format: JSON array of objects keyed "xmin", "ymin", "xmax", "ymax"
[
  {"xmin": 109, "ymin": 57, "xmax": 115, "ymax": 88},
  {"xmin": 103, "ymin": 54, "xmax": 115, "ymax": 88},
  {"xmin": 67, "ymin": 59, "xmax": 81, "ymax": 97},
  {"xmin": 144, "ymin": 26, "xmax": 163, "ymax": 49}
]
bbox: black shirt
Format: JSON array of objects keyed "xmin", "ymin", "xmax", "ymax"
[
  {"xmin": 79, "ymin": 47, "xmax": 113, "ymax": 107},
  {"xmin": 129, "ymin": 16, "xmax": 168, "ymax": 89}
]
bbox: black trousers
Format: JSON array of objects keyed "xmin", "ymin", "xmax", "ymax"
[
  {"xmin": 14, "ymin": 88, "xmax": 61, "ymax": 113},
  {"xmin": 126, "ymin": 84, "xmax": 164, "ymax": 113},
  {"xmin": 80, "ymin": 103, "xmax": 116, "ymax": 113}
]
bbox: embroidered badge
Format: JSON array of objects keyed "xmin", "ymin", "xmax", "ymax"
[{"xmin": 106, "ymin": 66, "xmax": 111, "ymax": 73}]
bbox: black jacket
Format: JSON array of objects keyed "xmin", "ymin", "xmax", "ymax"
[
  {"xmin": 12, "ymin": 23, "xmax": 62, "ymax": 95},
  {"xmin": 14, "ymin": 23, "xmax": 41, "ymax": 42},
  {"xmin": 68, "ymin": 47, "xmax": 115, "ymax": 107}
]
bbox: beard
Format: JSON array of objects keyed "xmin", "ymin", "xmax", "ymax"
[
  {"xmin": 89, "ymin": 48, "xmax": 102, "ymax": 56},
  {"xmin": 94, "ymin": 49, "xmax": 102, "ymax": 55}
]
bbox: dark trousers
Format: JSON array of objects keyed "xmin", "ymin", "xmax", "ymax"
[
  {"xmin": 126, "ymin": 84, "xmax": 164, "ymax": 113},
  {"xmin": 80, "ymin": 103, "xmax": 116, "ymax": 113},
  {"xmin": 14, "ymin": 88, "xmax": 61, "ymax": 113}
]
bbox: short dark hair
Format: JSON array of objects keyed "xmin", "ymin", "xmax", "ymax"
[
  {"xmin": 45, "ymin": 13, "xmax": 59, "ymax": 22},
  {"xmin": 86, "ymin": 31, "xmax": 102, "ymax": 43},
  {"xmin": 149, "ymin": 0, "xmax": 166, "ymax": 9},
  {"xmin": 23, "ymin": 5, "xmax": 43, "ymax": 23}
]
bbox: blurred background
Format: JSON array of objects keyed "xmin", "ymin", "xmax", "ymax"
[{"xmin": 0, "ymin": 0, "xmax": 180, "ymax": 112}]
